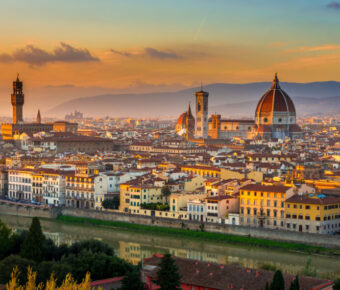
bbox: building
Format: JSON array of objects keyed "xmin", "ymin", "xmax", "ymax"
[
  {"xmin": 208, "ymin": 115, "xmax": 254, "ymax": 139},
  {"xmin": 65, "ymin": 163, "xmax": 100, "ymax": 209},
  {"xmin": 11, "ymin": 74, "xmax": 24, "ymax": 124},
  {"xmin": 293, "ymin": 165, "xmax": 324, "ymax": 181},
  {"xmin": 254, "ymin": 73, "xmax": 302, "ymax": 139},
  {"xmin": 142, "ymin": 254, "xmax": 334, "ymax": 290},
  {"xmin": 53, "ymin": 121, "xmax": 78, "ymax": 134},
  {"xmin": 195, "ymin": 89, "xmax": 209, "ymax": 138},
  {"xmin": 285, "ymin": 194, "xmax": 340, "ymax": 234},
  {"xmin": 176, "ymin": 73, "xmax": 302, "ymax": 141},
  {"xmin": 1, "ymin": 76, "xmax": 78, "ymax": 140},
  {"xmin": 41, "ymin": 169, "xmax": 71, "ymax": 206},
  {"xmin": 176, "ymin": 104, "xmax": 195, "ymax": 140},
  {"xmin": 8, "ymin": 168, "xmax": 34, "ymax": 201},
  {"xmin": 205, "ymin": 195, "xmax": 239, "ymax": 223},
  {"xmin": 0, "ymin": 167, "xmax": 8, "ymax": 197},
  {"xmin": 239, "ymin": 184, "xmax": 295, "ymax": 229}
]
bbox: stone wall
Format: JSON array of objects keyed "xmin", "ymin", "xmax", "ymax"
[
  {"xmin": 0, "ymin": 200, "xmax": 60, "ymax": 219},
  {"xmin": 61, "ymin": 208, "xmax": 340, "ymax": 249},
  {"xmin": 1, "ymin": 201, "xmax": 339, "ymax": 249}
]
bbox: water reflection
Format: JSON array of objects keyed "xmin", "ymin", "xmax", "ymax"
[{"xmin": 1, "ymin": 214, "xmax": 339, "ymax": 279}]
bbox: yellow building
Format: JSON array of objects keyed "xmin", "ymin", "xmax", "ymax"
[
  {"xmin": 181, "ymin": 165, "xmax": 221, "ymax": 178},
  {"xmin": 285, "ymin": 194, "xmax": 340, "ymax": 234},
  {"xmin": 240, "ymin": 184, "xmax": 295, "ymax": 229},
  {"xmin": 304, "ymin": 179, "xmax": 340, "ymax": 190},
  {"xmin": 119, "ymin": 183, "xmax": 132, "ymax": 213}
]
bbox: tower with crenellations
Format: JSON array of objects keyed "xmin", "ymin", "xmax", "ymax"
[{"xmin": 11, "ymin": 74, "xmax": 24, "ymax": 124}]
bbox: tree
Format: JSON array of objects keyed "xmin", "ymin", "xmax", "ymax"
[
  {"xmin": 334, "ymin": 278, "xmax": 340, "ymax": 290},
  {"xmin": 0, "ymin": 219, "xmax": 16, "ymax": 260},
  {"xmin": 0, "ymin": 255, "xmax": 35, "ymax": 285},
  {"xmin": 156, "ymin": 254, "xmax": 181, "ymax": 290},
  {"xmin": 102, "ymin": 196, "xmax": 120, "ymax": 210},
  {"xmin": 20, "ymin": 217, "xmax": 45, "ymax": 262},
  {"xmin": 289, "ymin": 275, "xmax": 300, "ymax": 290},
  {"xmin": 120, "ymin": 270, "xmax": 144, "ymax": 290},
  {"xmin": 270, "ymin": 270, "xmax": 285, "ymax": 290},
  {"xmin": 161, "ymin": 186, "xmax": 171, "ymax": 205}
]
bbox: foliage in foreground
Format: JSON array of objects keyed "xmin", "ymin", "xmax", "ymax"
[
  {"xmin": 0, "ymin": 218, "xmax": 133, "ymax": 286},
  {"xmin": 6, "ymin": 266, "xmax": 91, "ymax": 290},
  {"xmin": 155, "ymin": 254, "xmax": 181, "ymax": 290}
]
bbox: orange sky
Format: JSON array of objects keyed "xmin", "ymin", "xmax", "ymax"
[{"xmin": 1, "ymin": 0, "xmax": 340, "ymax": 91}]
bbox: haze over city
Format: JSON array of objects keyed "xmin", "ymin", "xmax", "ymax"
[{"xmin": 1, "ymin": 0, "xmax": 340, "ymax": 117}]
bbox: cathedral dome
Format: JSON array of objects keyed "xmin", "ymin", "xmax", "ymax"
[
  {"xmin": 176, "ymin": 104, "xmax": 195, "ymax": 136},
  {"xmin": 255, "ymin": 74, "xmax": 296, "ymax": 126},
  {"xmin": 176, "ymin": 112, "xmax": 187, "ymax": 128},
  {"xmin": 256, "ymin": 74, "xmax": 295, "ymax": 116}
]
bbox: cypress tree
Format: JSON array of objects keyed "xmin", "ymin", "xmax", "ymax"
[
  {"xmin": 270, "ymin": 270, "xmax": 285, "ymax": 290},
  {"xmin": 120, "ymin": 270, "xmax": 144, "ymax": 290},
  {"xmin": 20, "ymin": 217, "xmax": 45, "ymax": 262},
  {"xmin": 156, "ymin": 254, "xmax": 181, "ymax": 290},
  {"xmin": 289, "ymin": 275, "xmax": 300, "ymax": 290}
]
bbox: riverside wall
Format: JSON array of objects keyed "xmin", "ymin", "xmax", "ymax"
[
  {"xmin": 1, "ymin": 200, "xmax": 339, "ymax": 249},
  {"xmin": 0, "ymin": 200, "xmax": 60, "ymax": 219},
  {"xmin": 61, "ymin": 208, "xmax": 340, "ymax": 249}
]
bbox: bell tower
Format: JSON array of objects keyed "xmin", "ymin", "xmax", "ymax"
[
  {"xmin": 11, "ymin": 74, "xmax": 24, "ymax": 124},
  {"xmin": 195, "ymin": 88, "xmax": 209, "ymax": 138}
]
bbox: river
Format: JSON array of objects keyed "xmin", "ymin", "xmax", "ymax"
[{"xmin": 1, "ymin": 214, "xmax": 340, "ymax": 280}]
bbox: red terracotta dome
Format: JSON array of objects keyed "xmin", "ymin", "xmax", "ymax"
[
  {"xmin": 256, "ymin": 74, "xmax": 296, "ymax": 116},
  {"xmin": 176, "ymin": 112, "xmax": 187, "ymax": 127}
]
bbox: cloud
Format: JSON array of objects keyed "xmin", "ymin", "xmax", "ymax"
[
  {"xmin": 285, "ymin": 44, "xmax": 340, "ymax": 54},
  {"xmin": 327, "ymin": 2, "xmax": 340, "ymax": 10},
  {"xmin": 0, "ymin": 42, "xmax": 99, "ymax": 66},
  {"xmin": 110, "ymin": 47, "xmax": 179, "ymax": 59},
  {"xmin": 144, "ymin": 47, "xmax": 178, "ymax": 59},
  {"xmin": 110, "ymin": 49, "xmax": 133, "ymax": 57}
]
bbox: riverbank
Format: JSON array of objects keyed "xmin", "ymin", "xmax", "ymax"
[
  {"xmin": 57, "ymin": 215, "xmax": 340, "ymax": 256},
  {"xmin": 1, "ymin": 201, "xmax": 340, "ymax": 252}
]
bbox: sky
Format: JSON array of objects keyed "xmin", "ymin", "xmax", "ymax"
[{"xmin": 1, "ymin": 0, "xmax": 340, "ymax": 94}]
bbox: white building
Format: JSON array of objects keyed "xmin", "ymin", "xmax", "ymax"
[{"xmin": 8, "ymin": 169, "xmax": 33, "ymax": 201}]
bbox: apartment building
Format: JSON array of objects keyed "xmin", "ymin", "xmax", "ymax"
[
  {"xmin": 239, "ymin": 184, "xmax": 295, "ymax": 229},
  {"xmin": 285, "ymin": 194, "xmax": 340, "ymax": 234},
  {"xmin": 8, "ymin": 168, "xmax": 34, "ymax": 201}
]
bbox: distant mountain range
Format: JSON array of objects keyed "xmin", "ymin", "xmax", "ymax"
[{"xmin": 48, "ymin": 81, "xmax": 340, "ymax": 118}]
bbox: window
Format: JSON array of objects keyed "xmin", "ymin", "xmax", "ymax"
[{"xmin": 305, "ymin": 205, "xmax": 310, "ymax": 210}]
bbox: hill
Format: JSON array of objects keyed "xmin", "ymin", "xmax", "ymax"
[{"xmin": 48, "ymin": 82, "xmax": 340, "ymax": 118}]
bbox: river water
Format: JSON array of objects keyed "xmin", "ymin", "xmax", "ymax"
[{"xmin": 1, "ymin": 214, "xmax": 340, "ymax": 280}]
